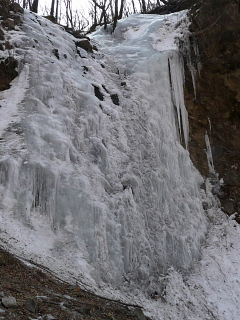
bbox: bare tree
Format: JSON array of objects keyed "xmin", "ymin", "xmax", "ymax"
[
  {"xmin": 112, "ymin": 0, "xmax": 118, "ymax": 31},
  {"xmin": 50, "ymin": 0, "xmax": 55, "ymax": 17},
  {"xmin": 31, "ymin": 0, "xmax": 39, "ymax": 13},
  {"xmin": 118, "ymin": 0, "xmax": 125, "ymax": 19},
  {"xmin": 55, "ymin": 0, "xmax": 59, "ymax": 22},
  {"xmin": 140, "ymin": 0, "xmax": 147, "ymax": 12},
  {"xmin": 73, "ymin": 9, "xmax": 89, "ymax": 31},
  {"xmin": 90, "ymin": 0, "xmax": 109, "ymax": 29},
  {"xmin": 63, "ymin": 0, "xmax": 74, "ymax": 28}
]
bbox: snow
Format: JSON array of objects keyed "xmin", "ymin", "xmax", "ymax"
[{"xmin": 0, "ymin": 8, "xmax": 240, "ymax": 320}]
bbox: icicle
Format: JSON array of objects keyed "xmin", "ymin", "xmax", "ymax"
[
  {"xmin": 193, "ymin": 38, "xmax": 202, "ymax": 75},
  {"xmin": 168, "ymin": 52, "xmax": 189, "ymax": 148},
  {"xmin": 208, "ymin": 117, "xmax": 212, "ymax": 132},
  {"xmin": 205, "ymin": 133, "xmax": 221, "ymax": 195},
  {"xmin": 205, "ymin": 132, "xmax": 215, "ymax": 175},
  {"xmin": 177, "ymin": 35, "xmax": 200, "ymax": 99}
]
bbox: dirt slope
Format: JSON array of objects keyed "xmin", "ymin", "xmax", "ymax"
[{"xmin": 0, "ymin": 246, "xmax": 148, "ymax": 320}]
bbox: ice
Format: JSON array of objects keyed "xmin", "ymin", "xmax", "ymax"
[
  {"xmin": 205, "ymin": 133, "xmax": 215, "ymax": 176},
  {"xmin": 0, "ymin": 9, "xmax": 207, "ymax": 301}
]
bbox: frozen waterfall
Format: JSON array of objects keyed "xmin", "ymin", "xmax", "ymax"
[{"xmin": 0, "ymin": 10, "xmax": 207, "ymax": 294}]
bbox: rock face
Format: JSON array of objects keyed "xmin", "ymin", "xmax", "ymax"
[
  {"xmin": 0, "ymin": 3, "xmax": 23, "ymax": 90},
  {"xmin": 185, "ymin": 0, "xmax": 240, "ymax": 218}
]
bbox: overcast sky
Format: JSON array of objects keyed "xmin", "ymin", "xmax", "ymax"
[{"xmin": 39, "ymin": 0, "xmax": 90, "ymax": 17}]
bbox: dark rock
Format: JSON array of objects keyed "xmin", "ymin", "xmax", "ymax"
[
  {"xmin": 0, "ymin": 29, "xmax": 4, "ymax": 41},
  {"xmin": 12, "ymin": 15, "xmax": 23, "ymax": 26},
  {"xmin": 24, "ymin": 299, "xmax": 39, "ymax": 313},
  {"xmin": 0, "ymin": 56, "xmax": 18, "ymax": 91},
  {"xmin": 131, "ymin": 307, "xmax": 149, "ymax": 320},
  {"xmin": 220, "ymin": 30, "xmax": 237, "ymax": 45},
  {"xmin": 8, "ymin": 2, "xmax": 24, "ymax": 14},
  {"xmin": 200, "ymin": 182, "xmax": 206, "ymax": 191},
  {"xmin": 0, "ymin": 258, "xmax": 5, "ymax": 266},
  {"xmin": 150, "ymin": 291, "xmax": 159, "ymax": 300},
  {"xmin": 93, "ymin": 85, "xmax": 104, "ymax": 101},
  {"xmin": 52, "ymin": 49, "xmax": 60, "ymax": 60},
  {"xmin": 224, "ymin": 171, "xmax": 240, "ymax": 186},
  {"xmin": 202, "ymin": 201, "xmax": 209, "ymax": 210},
  {"xmin": 75, "ymin": 39, "xmax": 93, "ymax": 53},
  {"xmin": 76, "ymin": 306, "xmax": 92, "ymax": 315},
  {"xmin": 223, "ymin": 200, "xmax": 235, "ymax": 215},
  {"xmin": 44, "ymin": 15, "xmax": 57, "ymax": 23},
  {"xmin": 2, "ymin": 18, "xmax": 15, "ymax": 30},
  {"xmin": 230, "ymin": 54, "xmax": 240, "ymax": 69},
  {"xmin": 111, "ymin": 93, "xmax": 119, "ymax": 105},
  {"xmin": 1, "ymin": 296, "xmax": 18, "ymax": 308},
  {"xmin": 212, "ymin": 145, "xmax": 225, "ymax": 160},
  {"xmin": 235, "ymin": 213, "xmax": 240, "ymax": 224}
]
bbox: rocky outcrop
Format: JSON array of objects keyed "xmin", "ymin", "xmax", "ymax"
[
  {"xmin": 0, "ymin": 2, "xmax": 23, "ymax": 28},
  {"xmin": 0, "ymin": 2, "xmax": 23, "ymax": 91},
  {"xmin": 185, "ymin": 0, "xmax": 240, "ymax": 218}
]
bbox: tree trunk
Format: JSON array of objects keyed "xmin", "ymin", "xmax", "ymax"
[
  {"xmin": 23, "ymin": 0, "xmax": 27, "ymax": 9},
  {"xmin": 55, "ymin": 0, "xmax": 59, "ymax": 22},
  {"xmin": 103, "ymin": 5, "xmax": 107, "ymax": 29},
  {"xmin": 118, "ymin": 0, "xmax": 125, "ymax": 19},
  {"xmin": 141, "ymin": 0, "xmax": 147, "ymax": 13},
  {"xmin": 50, "ymin": 0, "xmax": 55, "ymax": 17},
  {"xmin": 112, "ymin": 0, "xmax": 118, "ymax": 32},
  {"xmin": 31, "ymin": 0, "xmax": 39, "ymax": 13},
  {"xmin": 131, "ymin": 0, "xmax": 136, "ymax": 13}
]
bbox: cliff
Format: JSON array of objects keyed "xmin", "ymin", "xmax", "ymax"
[{"xmin": 185, "ymin": 0, "xmax": 240, "ymax": 219}]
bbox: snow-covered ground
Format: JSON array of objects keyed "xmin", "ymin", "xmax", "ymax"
[{"xmin": 0, "ymin": 8, "xmax": 240, "ymax": 320}]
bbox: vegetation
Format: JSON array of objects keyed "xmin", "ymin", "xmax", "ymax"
[{"xmin": 0, "ymin": 0, "xmax": 188, "ymax": 32}]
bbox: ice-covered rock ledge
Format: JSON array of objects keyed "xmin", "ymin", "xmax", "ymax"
[{"xmin": 4, "ymin": 8, "xmax": 239, "ymax": 320}]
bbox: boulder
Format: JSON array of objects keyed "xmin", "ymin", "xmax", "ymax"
[
  {"xmin": 8, "ymin": 2, "xmax": 24, "ymax": 14},
  {"xmin": 1, "ymin": 296, "xmax": 18, "ymax": 308},
  {"xmin": 75, "ymin": 39, "xmax": 93, "ymax": 53},
  {"xmin": 24, "ymin": 299, "xmax": 39, "ymax": 313},
  {"xmin": 75, "ymin": 306, "xmax": 92, "ymax": 315},
  {"xmin": 44, "ymin": 15, "xmax": 57, "ymax": 23},
  {"xmin": 111, "ymin": 93, "xmax": 119, "ymax": 105},
  {"xmin": 2, "ymin": 18, "xmax": 15, "ymax": 30},
  {"xmin": 223, "ymin": 200, "xmax": 235, "ymax": 215}
]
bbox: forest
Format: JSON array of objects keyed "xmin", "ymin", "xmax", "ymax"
[{"xmin": 1, "ymin": 0, "xmax": 189, "ymax": 32}]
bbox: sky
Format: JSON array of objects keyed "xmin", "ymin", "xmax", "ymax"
[
  {"xmin": 40, "ymin": 0, "xmax": 90, "ymax": 19},
  {"xmin": 39, "ymin": 0, "xmax": 142, "ymax": 27}
]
